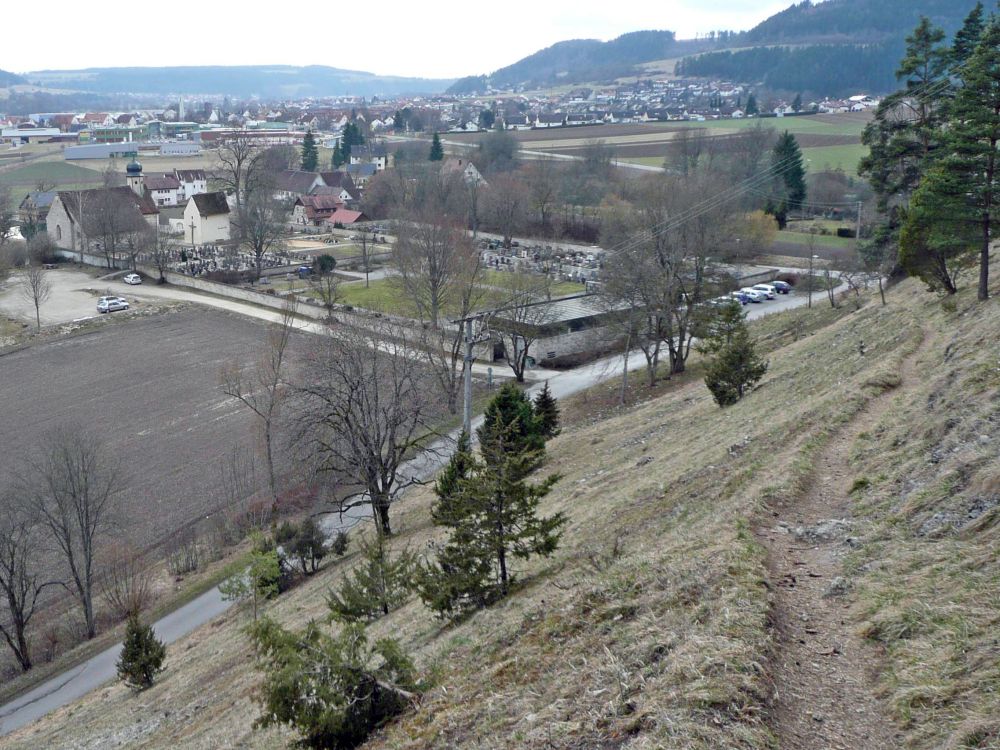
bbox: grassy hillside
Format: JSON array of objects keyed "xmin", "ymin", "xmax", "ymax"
[{"xmin": 6, "ymin": 273, "xmax": 1000, "ymax": 749}]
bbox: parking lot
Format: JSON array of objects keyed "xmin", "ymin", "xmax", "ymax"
[{"xmin": 0, "ymin": 308, "xmax": 275, "ymax": 553}]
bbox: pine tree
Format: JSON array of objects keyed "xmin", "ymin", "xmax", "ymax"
[
  {"xmin": 248, "ymin": 618, "xmax": 420, "ymax": 750},
  {"xmin": 791, "ymin": 93, "xmax": 802, "ymax": 112},
  {"xmin": 117, "ymin": 614, "xmax": 166, "ymax": 691},
  {"xmin": 703, "ymin": 321, "xmax": 768, "ymax": 407},
  {"xmin": 301, "ymin": 130, "xmax": 318, "ymax": 172},
  {"xmin": 327, "ymin": 533, "xmax": 415, "ymax": 622},
  {"xmin": 951, "ymin": 2, "xmax": 985, "ymax": 67},
  {"xmin": 771, "ymin": 131, "xmax": 806, "ymax": 212},
  {"xmin": 477, "ymin": 383, "xmax": 544, "ymax": 480},
  {"xmin": 697, "ymin": 300, "xmax": 748, "ymax": 355},
  {"xmin": 417, "ymin": 388, "xmax": 565, "ymax": 618},
  {"xmin": 944, "ymin": 16, "xmax": 1000, "ymax": 300},
  {"xmin": 428, "ymin": 132, "xmax": 444, "ymax": 161},
  {"xmin": 745, "ymin": 93, "xmax": 758, "ymax": 115},
  {"xmin": 331, "ymin": 142, "xmax": 345, "ymax": 169},
  {"xmin": 532, "ymin": 381, "xmax": 560, "ymax": 438}
]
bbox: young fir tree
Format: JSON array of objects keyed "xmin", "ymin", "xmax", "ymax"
[
  {"xmin": 697, "ymin": 300, "xmax": 748, "ymax": 355},
  {"xmin": 219, "ymin": 533, "xmax": 281, "ymax": 620},
  {"xmin": 327, "ymin": 532, "xmax": 416, "ymax": 622},
  {"xmin": 331, "ymin": 142, "xmax": 345, "ymax": 169},
  {"xmin": 428, "ymin": 132, "xmax": 444, "ymax": 161},
  {"xmin": 533, "ymin": 381, "xmax": 560, "ymax": 438},
  {"xmin": 771, "ymin": 131, "xmax": 806, "ymax": 212},
  {"xmin": 248, "ymin": 618, "xmax": 420, "ymax": 750},
  {"xmin": 703, "ymin": 320, "xmax": 768, "ymax": 407},
  {"xmin": 301, "ymin": 130, "xmax": 319, "ymax": 172},
  {"xmin": 417, "ymin": 392, "xmax": 564, "ymax": 618},
  {"xmin": 477, "ymin": 382, "xmax": 544, "ymax": 480},
  {"xmin": 117, "ymin": 614, "xmax": 166, "ymax": 691}
]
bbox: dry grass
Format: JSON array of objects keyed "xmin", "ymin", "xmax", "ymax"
[{"xmin": 7, "ymin": 276, "xmax": 998, "ymax": 750}]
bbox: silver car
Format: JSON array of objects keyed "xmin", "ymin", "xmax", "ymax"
[{"xmin": 97, "ymin": 296, "xmax": 129, "ymax": 313}]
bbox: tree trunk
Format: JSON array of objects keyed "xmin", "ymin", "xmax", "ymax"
[
  {"xmin": 878, "ymin": 277, "xmax": 886, "ymax": 306},
  {"xmin": 374, "ymin": 500, "xmax": 392, "ymax": 537}
]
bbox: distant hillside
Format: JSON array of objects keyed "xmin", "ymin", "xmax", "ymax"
[
  {"xmin": 448, "ymin": 31, "xmax": 710, "ymax": 93},
  {"xmin": 677, "ymin": 0, "xmax": 981, "ymax": 96},
  {"xmin": 745, "ymin": 0, "xmax": 976, "ymax": 44},
  {"xmin": 0, "ymin": 69, "xmax": 26, "ymax": 87},
  {"xmin": 22, "ymin": 65, "xmax": 453, "ymax": 99}
]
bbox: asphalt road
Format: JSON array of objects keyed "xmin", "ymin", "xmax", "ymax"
[{"xmin": 0, "ymin": 274, "xmax": 838, "ymax": 737}]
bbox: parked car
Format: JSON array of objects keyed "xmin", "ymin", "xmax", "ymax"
[
  {"xmin": 740, "ymin": 288, "xmax": 766, "ymax": 302},
  {"xmin": 731, "ymin": 291, "xmax": 750, "ymax": 305},
  {"xmin": 123, "ymin": 273, "xmax": 142, "ymax": 285},
  {"xmin": 97, "ymin": 296, "xmax": 129, "ymax": 313},
  {"xmin": 752, "ymin": 284, "xmax": 777, "ymax": 299},
  {"xmin": 772, "ymin": 280, "xmax": 792, "ymax": 294}
]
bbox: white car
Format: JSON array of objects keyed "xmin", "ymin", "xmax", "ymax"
[
  {"xmin": 123, "ymin": 273, "xmax": 142, "ymax": 285},
  {"xmin": 740, "ymin": 287, "xmax": 766, "ymax": 302},
  {"xmin": 752, "ymin": 284, "xmax": 777, "ymax": 299},
  {"xmin": 97, "ymin": 296, "xmax": 129, "ymax": 314}
]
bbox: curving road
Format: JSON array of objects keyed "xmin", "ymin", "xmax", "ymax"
[{"xmin": 0, "ymin": 273, "xmax": 837, "ymax": 737}]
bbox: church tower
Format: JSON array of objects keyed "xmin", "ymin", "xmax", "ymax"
[{"xmin": 126, "ymin": 160, "xmax": 144, "ymax": 195}]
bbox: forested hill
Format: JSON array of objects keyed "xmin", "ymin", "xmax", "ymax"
[
  {"xmin": 448, "ymin": 31, "xmax": 708, "ymax": 93},
  {"xmin": 745, "ymin": 0, "xmax": 976, "ymax": 44},
  {"xmin": 677, "ymin": 0, "xmax": 981, "ymax": 97},
  {"xmin": 0, "ymin": 69, "xmax": 26, "ymax": 87}
]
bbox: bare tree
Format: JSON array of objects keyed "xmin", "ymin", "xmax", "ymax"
[
  {"xmin": 145, "ymin": 227, "xmax": 178, "ymax": 283},
  {"xmin": 216, "ymin": 129, "xmax": 265, "ymax": 214},
  {"xmin": 294, "ymin": 323, "xmax": 433, "ymax": 536},
  {"xmin": 20, "ymin": 265, "xmax": 51, "ymax": 331},
  {"xmin": 0, "ymin": 500, "xmax": 58, "ymax": 672},
  {"xmin": 493, "ymin": 270, "xmax": 555, "ymax": 383},
  {"xmin": 0, "ymin": 185, "xmax": 15, "ymax": 249},
  {"xmin": 233, "ymin": 192, "xmax": 288, "ymax": 282},
  {"xmin": 309, "ymin": 265, "xmax": 342, "ymax": 319},
  {"xmin": 393, "ymin": 208, "xmax": 479, "ymax": 328},
  {"xmin": 99, "ymin": 543, "xmax": 153, "ymax": 621},
  {"xmin": 83, "ymin": 187, "xmax": 147, "ymax": 270},
  {"xmin": 483, "ymin": 174, "xmax": 526, "ymax": 249},
  {"xmin": 526, "ymin": 158, "xmax": 559, "ymax": 231},
  {"xmin": 220, "ymin": 302, "xmax": 294, "ymax": 507},
  {"xmin": 25, "ymin": 427, "xmax": 122, "ymax": 639}
]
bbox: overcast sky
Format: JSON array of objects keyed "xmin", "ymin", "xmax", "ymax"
[{"xmin": 6, "ymin": 0, "xmax": 793, "ymax": 79}]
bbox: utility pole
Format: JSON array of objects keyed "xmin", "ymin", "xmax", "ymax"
[{"xmin": 461, "ymin": 315, "xmax": 491, "ymax": 437}]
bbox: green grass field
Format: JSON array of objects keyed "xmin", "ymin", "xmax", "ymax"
[
  {"xmin": 802, "ymin": 143, "xmax": 869, "ymax": 174},
  {"xmin": 0, "ymin": 161, "xmax": 104, "ymax": 188},
  {"xmin": 668, "ymin": 113, "xmax": 870, "ymax": 138},
  {"xmin": 619, "ymin": 142, "xmax": 869, "ymax": 175}
]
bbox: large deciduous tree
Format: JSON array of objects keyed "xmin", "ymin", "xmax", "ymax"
[
  {"xmin": 295, "ymin": 323, "xmax": 432, "ymax": 536},
  {"xmin": 25, "ymin": 428, "xmax": 122, "ymax": 639}
]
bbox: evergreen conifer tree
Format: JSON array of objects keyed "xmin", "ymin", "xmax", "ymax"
[
  {"xmin": 532, "ymin": 381, "xmax": 560, "ymax": 438},
  {"xmin": 117, "ymin": 614, "xmax": 166, "ymax": 691},
  {"xmin": 417, "ymin": 389, "xmax": 564, "ymax": 618},
  {"xmin": 477, "ymin": 383, "xmax": 544, "ymax": 480},
  {"xmin": 745, "ymin": 93, "xmax": 758, "ymax": 115},
  {"xmin": 428, "ymin": 132, "xmax": 444, "ymax": 161},
  {"xmin": 327, "ymin": 533, "xmax": 415, "ymax": 622},
  {"xmin": 772, "ymin": 131, "xmax": 806, "ymax": 212},
  {"xmin": 301, "ymin": 130, "xmax": 318, "ymax": 172},
  {"xmin": 703, "ymin": 319, "xmax": 768, "ymax": 407}
]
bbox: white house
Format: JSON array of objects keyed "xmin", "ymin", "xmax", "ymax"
[
  {"xmin": 174, "ymin": 169, "xmax": 208, "ymax": 200},
  {"xmin": 183, "ymin": 192, "xmax": 230, "ymax": 245},
  {"xmin": 145, "ymin": 174, "xmax": 183, "ymax": 207}
]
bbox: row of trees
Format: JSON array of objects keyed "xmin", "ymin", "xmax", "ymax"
[{"xmin": 861, "ymin": 5, "xmax": 999, "ymax": 300}]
